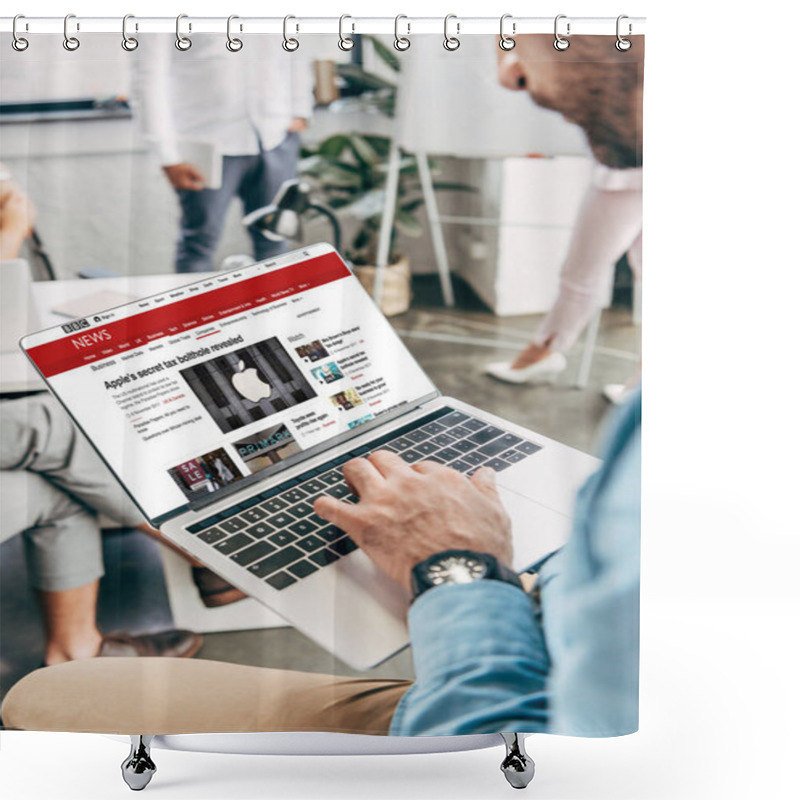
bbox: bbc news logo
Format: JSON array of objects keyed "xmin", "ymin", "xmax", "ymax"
[{"xmin": 61, "ymin": 319, "xmax": 90, "ymax": 334}]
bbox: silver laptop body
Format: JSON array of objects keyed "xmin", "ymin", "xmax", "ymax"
[{"xmin": 21, "ymin": 243, "xmax": 597, "ymax": 670}]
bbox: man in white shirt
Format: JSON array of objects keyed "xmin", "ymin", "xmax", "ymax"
[{"xmin": 132, "ymin": 35, "xmax": 315, "ymax": 273}]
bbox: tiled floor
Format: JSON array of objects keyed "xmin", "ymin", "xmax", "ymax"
[{"xmin": 0, "ymin": 278, "xmax": 640, "ymax": 707}]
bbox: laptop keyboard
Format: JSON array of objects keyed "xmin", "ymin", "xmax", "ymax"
[{"xmin": 185, "ymin": 407, "xmax": 542, "ymax": 592}]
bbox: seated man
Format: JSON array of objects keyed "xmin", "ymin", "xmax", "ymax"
[
  {"xmin": 1, "ymin": 172, "xmax": 218, "ymax": 669},
  {"xmin": 1, "ymin": 387, "xmax": 639, "ymax": 736},
  {"xmin": 1, "ymin": 34, "xmax": 642, "ymax": 737},
  {"xmin": 1, "ymin": 393, "xmax": 203, "ymax": 665},
  {"xmin": 332, "ymin": 387, "xmax": 639, "ymax": 737}
]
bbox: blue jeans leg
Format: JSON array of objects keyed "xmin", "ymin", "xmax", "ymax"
[
  {"xmin": 240, "ymin": 133, "xmax": 302, "ymax": 261},
  {"xmin": 174, "ymin": 155, "xmax": 257, "ymax": 273}
]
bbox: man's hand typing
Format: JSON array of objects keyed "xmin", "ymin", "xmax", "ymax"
[{"xmin": 314, "ymin": 451, "xmax": 513, "ymax": 592}]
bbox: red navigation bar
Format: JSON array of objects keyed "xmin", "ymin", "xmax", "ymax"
[{"xmin": 26, "ymin": 252, "xmax": 350, "ymax": 378}]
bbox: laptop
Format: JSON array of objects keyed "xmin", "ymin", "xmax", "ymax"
[{"xmin": 20, "ymin": 243, "xmax": 598, "ymax": 670}]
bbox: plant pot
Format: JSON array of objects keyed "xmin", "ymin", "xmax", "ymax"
[{"xmin": 353, "ymin": 256, "xmax": 412, "ymax": 317}]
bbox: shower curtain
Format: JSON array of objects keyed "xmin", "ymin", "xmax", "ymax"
[{"xmin": 0, "ymin": 18, "xmax": 644, "ymax": 745}]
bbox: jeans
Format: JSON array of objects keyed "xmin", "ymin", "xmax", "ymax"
[{"xmin": 175, "ymin": 132, "xmax": 301, "ymax": 273}]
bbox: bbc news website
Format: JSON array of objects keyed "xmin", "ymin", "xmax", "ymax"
[{"xmin": 25, "ymin": 251, "xmax": 436, "ymax": 520}]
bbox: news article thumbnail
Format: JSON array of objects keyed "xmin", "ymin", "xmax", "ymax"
[
  {"xmin": 180, "ymin": 337, "xmax": 317, "ymax": 433},
  {"xmin": 329, "ymin": 387, "xmax": 364, "ymax": 411},
  {"xmin": 295, "ymin": 340, "xmax": 329, "ymax": 362},
  {"xmin": 233, "ymin": 423, "xmax": 302, "ymax": 475},
  {"xmin": 168, "ymin": 447, "xmax": 243, "ymax": 500},
  {"xmin": 310, "ymin": 362, "xmax": 344, "ymax": 385},
  {"xmin": 348, "ymin": 414, "xmax": 374, "ymax": 430}
]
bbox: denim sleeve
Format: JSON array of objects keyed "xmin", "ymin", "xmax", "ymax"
[
  {"xmin": 537, "ymin": 393, "xmax": 641, "ymax": 737},
  {"xmin": 390, "ymin": 581, "xmax": 549, "ymax": 736},
  {"xmin": 390, "ymin": 388, "xmax": 641, "ymax": 738}
]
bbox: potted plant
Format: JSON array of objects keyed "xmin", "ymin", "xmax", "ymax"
[
  {"xmin": 301, "ymin": 134, "xmax": 472, "ymax": 315},
  {"xmin": 302, "ymin": 38, "xmax": 472, "ymax": 315}
]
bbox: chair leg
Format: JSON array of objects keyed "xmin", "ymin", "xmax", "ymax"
[
  {"xmin": 500, "ymin": 732, "xmax": 535, "ymax": 789},
  {"xmin": 575, "ymin": 308, "xmax": 602, "ymax": 389},
  {"xmin": 416, "ymin": 150, "xmax": 456, "ymax": 308},
  {"xmin": 121, "ymin": 735, "xmax": 156, "ymax": 791},
  {"xmin": 374, "ymin": 139, "xmax": 402, "ymax": 306}
]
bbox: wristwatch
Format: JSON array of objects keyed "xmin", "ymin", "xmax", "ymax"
[{"xmin": 410, "ymin": 549, "xmax": 523, "ymax": 601}]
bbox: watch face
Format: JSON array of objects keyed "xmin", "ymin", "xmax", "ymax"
[{"xmin": 427, "ymin": 555, "xmax": 489, "ymax": 586}]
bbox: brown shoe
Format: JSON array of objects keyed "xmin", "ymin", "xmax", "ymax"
[
  {"xmin": 97, "ymin": 629, "xmax": 203, "ymax": 659},
  {"xmin": 191, "ymin": 566, "xmax": 248, "ymax": 608}
]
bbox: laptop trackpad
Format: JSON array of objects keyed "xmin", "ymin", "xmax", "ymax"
[{"xmin": 499, "ymin": 486, "xmax": 572, "ymax": 572}]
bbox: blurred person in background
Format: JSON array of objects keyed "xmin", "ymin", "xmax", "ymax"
[
  {"xmin": 485, "ymin": 38, "xmax": 642, "ymax": 403},
  {"xmin": 1, "ymin": 174, "xmax": 205, "ymax": 664},
  {"xmin": 132, "ymin": 36, "xmax": 314, "ymax": 273}
]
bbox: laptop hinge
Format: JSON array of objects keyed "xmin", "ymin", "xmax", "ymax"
[{"xmin": 177, "ymin": 390, "xmax": 441, "ymax": 519}]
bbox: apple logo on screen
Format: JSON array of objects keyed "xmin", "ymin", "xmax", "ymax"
[{"xmin": 231, "ymin": 359, "xmax": 273, "ymax": 403}]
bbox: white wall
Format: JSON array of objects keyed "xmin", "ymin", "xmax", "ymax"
[
  {"xmin": 1, "ymin": 32, "xmax": 590, "ymax": 298},
  {"xmin": 0, "ymin": 33, "xmax": 453, "ymax": 279}
]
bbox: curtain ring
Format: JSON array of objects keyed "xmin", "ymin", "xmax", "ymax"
[
  {"xmin": 499, "ymin": 14, "xmax": 515, "ymax": 51},
  {"xmin": 615, "ymin": 14, "xmax": 632, "ymax": 51},
  {"xmin": 175, "ymin": 14, "xmax": 192, "ymax": 51},
  {"xmin": 226, "ymin": 15, "xmax": 243, "ymax": 51},
  {"xmin": 443, "ymin": 14, "xmax": 460, "ymax": 51},
  {"xmin": 283, "ymin": 15, "xmax": 299, "ymax": 52},
  {"xmin": 121, "ymin": 14, "xmax": 139, "ymax": 51},
  {"xmin": 394, "ymin": 14, "xmax": 410, "ymax": 51},
  {"xmin": 12, "ymin": 14, "xmax": 29, "ymax": 52},
  {"xmin": 338, "ymin": 14, "xmax": 355, "ymax": 51},
  {"xmin": 553, "ymin": 14, "xmax": 570, "ymax": 51},
  {"xmin": 63, "ymin": 13, "xmax": 80, "ymax": 51}
]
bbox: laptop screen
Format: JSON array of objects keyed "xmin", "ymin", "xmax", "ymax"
[{"xmin": 22, "ymin": 244, "xmax": 437, "ymax": 523}]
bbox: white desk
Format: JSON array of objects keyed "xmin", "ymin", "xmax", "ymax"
[
  {"xmin": 2, "ymin": 273, "xmax": 289, "ymax": 634},
  {"xmin": 1, "ymin": 274, "xmax": 208, "ymax": 394}
]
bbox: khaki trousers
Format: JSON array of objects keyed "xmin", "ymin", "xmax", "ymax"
[{"xmin": 2, "ymin": 658, "xmax": 412, "ymax": 736}]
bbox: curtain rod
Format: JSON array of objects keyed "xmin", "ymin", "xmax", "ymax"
[{"xmin": 1, "ymin": 16, "xmax": 646, "ymax": 37}]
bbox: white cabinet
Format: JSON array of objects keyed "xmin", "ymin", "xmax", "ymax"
[{"xmin": 458, "ymin": 156, "xmax": 600, "ymax": 317}]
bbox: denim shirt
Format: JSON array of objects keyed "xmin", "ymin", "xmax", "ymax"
[{"xmin": 390, "ymin": 388, "xmax": 641, "ymax": 737}]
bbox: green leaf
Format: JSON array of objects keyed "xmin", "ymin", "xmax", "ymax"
[
  {"xmin": 317, "ymin": 134, "xmax": 351, "ymax": 159},
  {"xmin": 336, "ymin": 63, "xmax": 396, "ymax": 92},
  {"xmin": 352, "ymin": 226, "xmax": 373, "ymax": 251},
  {"xmin": 305, "ymin": 161, "xmax": 363, "ymax": 187},
  {"xmin": 347, "ymin": 133, "xmax": 380, "ymax": 167},
  {"xmin": 398, "ymin": 161, "xmax": 423, "ymax": 176},
  {"xmin": 394, "ymin": 209, "xmax": 423, "ymax": 238},
  {"xmin": 375, "ymin": 156, "xmax": 418, "ymax": 175},
  {"xmin": 400, "ymin": 198, "xmax": 425, "ymax": 214},
  {"xmin": 372, "ymin": 93, "xmax": 396, "ymax": 118},
  {"xmin": 431, "ymin": 181, "xmax": 477, "ymax": 193},
  {"xmin": 362, "ymin": 135, "xmax": 392, "ymax": 158},
  {"xmin": 368, "ymin": 35, "xmax": 401, "ymax": 72}
]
